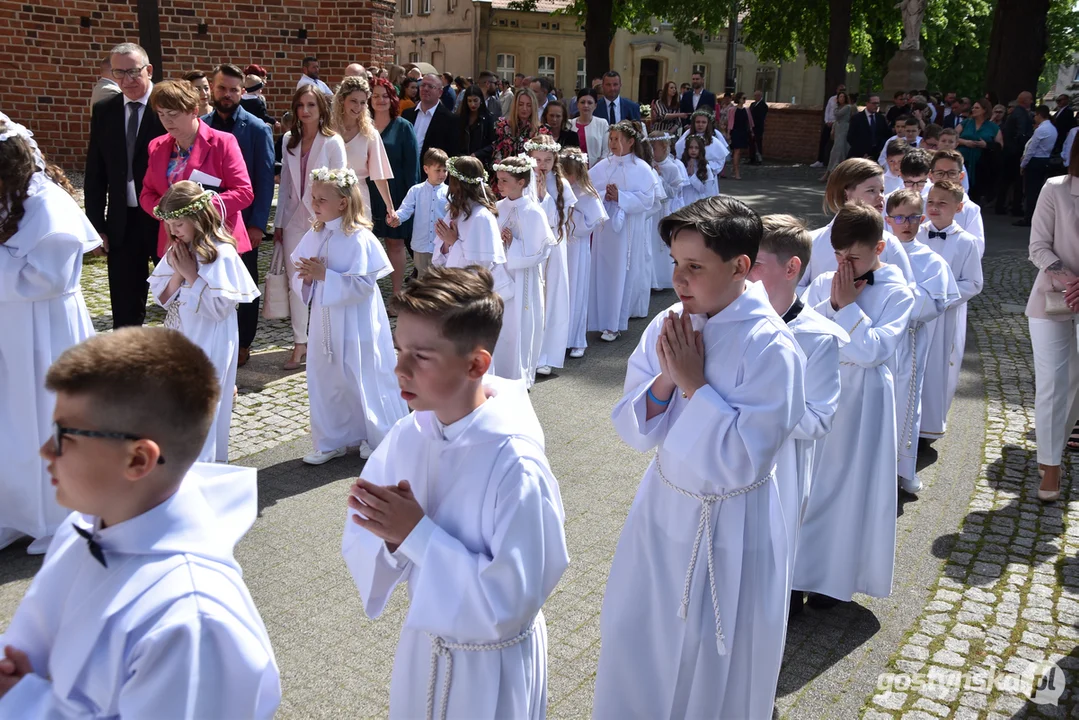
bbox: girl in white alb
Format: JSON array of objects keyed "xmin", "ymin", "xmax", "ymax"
[
  {"xmin": 681, "ymin": 134, "xmax": 718, "ymax": 206},
  {"xmin": 149, "ymin": 181, "xmax": 260, "ymax": 464},
  {"xmin": 675, "ymin": 109, "xmax": 730, "ymax": 182},
  {"xmin": 492, "ymin": 155, "xmax": 552, "ymax": 386},
  {"xmin": 559, "ymin": 147, "xmax": 608, "ymax": 358},
  {"xmin": 290, "ymin": 167, "xmax": 408, "ymax": 465}
]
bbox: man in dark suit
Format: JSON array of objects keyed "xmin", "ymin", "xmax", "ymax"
[
  {"xmin": 1052, "ymin": 94, "xmax": 1075, "ymax": 158},
  {"xmin": 749, "ymin": 90, "xmax": 768, "ymax": 163},
  {"xmin": 205, "ymin": 63, "xmax": 275, "ymax": 367},
  {"xmin": 846, "ymin": 94, "xmax": 888, "ymax": 160},
  {"xmin": 403, "ymin": 73, "xmax": 461, "ymax": 173},
  {"xmin": 679, "ymin": 71, "xmax": 716, "ymax": 124},
  {"xmin": 595, "ymin": 71, "xmax": 641, "ymax": 124},
  {"xmin": 84, "ymin": 42, "xmax": 167, "ymax": 329}
]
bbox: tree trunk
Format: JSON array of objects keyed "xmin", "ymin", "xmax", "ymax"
[
  {"xmin": 986, "ymin": 0, "xmax": 1049, "ymax": 102},
  {"xmin": 584, "ymin": 0, "xmax": 614, "ymax": 84},
  {"xmin": 724, "ymin": 4, "xmax": 738, "ymax": 94},
  {"xmin": 823, "ymin": 0, "xmax": 853, "ymax": 105}
]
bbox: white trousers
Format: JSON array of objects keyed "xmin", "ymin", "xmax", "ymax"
[
  {"xmin": 1030, "ymin": 317, "xmax": 1079, "ymax": 466},
  {"xmin": 283, "ymin": 218, "xmax": 311, "ymax": 345}
]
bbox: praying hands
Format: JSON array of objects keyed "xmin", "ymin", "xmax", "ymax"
[
  {"xmin": 296, "ymin": 256, "xmax": 327, "ymax": 283},
  {"xmin": 348, "ymin": 478, "xmax": 425, "ymax": 553}
]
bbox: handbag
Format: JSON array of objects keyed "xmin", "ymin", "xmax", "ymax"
[
  {"xmin": 261, "ymin": 242, "xmax": 291, "ymax": 320},
  {"xmin": 1045, "ymin": 289, "xmax": 1073, "ymax": 316}
]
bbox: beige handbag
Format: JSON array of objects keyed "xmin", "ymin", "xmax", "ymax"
[
  {"xmin": 261, "ymin": 243, "xmax": 291, "ymax": 320},
  {"xmin": 1045, "ymin": 289, "xmax": 1073, "ymax": 316}
]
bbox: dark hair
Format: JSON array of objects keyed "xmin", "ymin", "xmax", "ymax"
[
  {"xmin": 603, "ymin": 70, "xmax": 621, "ymax": 80},
  {"xmin": 302, "ymin": 56, "xmax": 318, "ymax": 66},
  {"xmin": 830, "ymin": 203, "xmax": 884, "ymax": 251},
  {"xmin": 885, "ymin": 138, "xmax": 910, "ymax": 158},
  {"xmin": 479, "ymin": 70, "xmax": 496, "ymax": 82},
  {"xmin": 457, "ymin": 85, "xmax": 489, "ymax": 146},
  {"xmin": 921, "ymin": 123, "xmax": 942, "ymax": 140},
  {"xmin": 658, "ymin": 195, "xmax": 762, "ymax": 265},
  {"xmin": 1035, "ymin": 104, "xmax": 1052, "ymax": 120},
  {"xmin": 541, "ymin": 99, "xmax": 571, "ymax": 131},
  {"xmin": 0, "ymin": 125, "xmax": 76, "ymax": 244},
  {"xmin": 931, "ymin": 148, "xmax": 965, "ymax": 171},
  {"xmin": 400, "ymin": 76, "xmax": 418, "ymax": 99},
  {"xmin": 183, "ymin": 70, "xmax": 207, "ymax": 83},
  {"xmin": 576, "ymin": 87, "xmax": 595, "ymax": 102},
  {"xmin": 894, "ymin": 114, "xmax": 913, "ymax": 126},
  {"xmin": 681, "ymin": 135, "xmax": 710, "ymax": 181},
  {"xmin": 45, "ymin": 327, "xmax": 220, "ymax": 474},
  {"xmin": 396, "ymin": 266, "xmax": 504, "ymax": 354},
  {"xmin": 760, "ymin": 214, "xmax": 812, "ymax": 281},
  {"xmin": 532, "ymin": 76, "xmax": 551, "ymax": 93},
  {"xmin": 286, "ymin": 85, "xmax": 334, "ymax": 152},
  {"xmin": 894, "ymin": 91, "xmax": 906, "ymax": 100},
  {"xmin": 212, "ymin": 63, "xmax": 245, "ymax": 82},
  {"xmin": 885, "ymin": 188, "xmax": 924, "ymax": 214},
  {"xmin": 370, "ymin": 77, "xmax": 401, "ymax": 120},
  {"xmin": 423, "ymin": 147, "xmax": 449, "ymax": 168},
  {"xmin": 900, "ymin": 148, "xmax": 933, "ymax": 177}
]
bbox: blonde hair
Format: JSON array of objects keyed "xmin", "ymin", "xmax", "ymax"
[
  {"xmin": 156, "ymin": 180, "xmax": 236, "ymax": 263},
  {"xmin": 447, "ymin": 156, "xmax": 497, "ymax": 220},
  {"xmin": 311, "ymin": 176, "xmax": 373, "ymax": 234},
  {"xmin": 824, "ymin": 158, "xmax": 884, "ymax": 214},
  {"xmin": 509, "ymin": 88, "xmax": 540, "ymax": 136},
  {"xmin": 333, "ymin": 76, "xmax": 374, "ymax": 139},
  {"xmin": 559, "ymin": 147, "xmax": 597, "ymax": 198},
  {"xmin": 528, "ymin": 136, "xmax": 568, "ymax": 240}
]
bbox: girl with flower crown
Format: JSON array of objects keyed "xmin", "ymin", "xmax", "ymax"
[
  {"xmin": 648, "ymin": 131, "xmax": 687, "ymax": 290},
  {"xmin": 0, "ymin": 116, "xmax": 101, "ymax": 554},
  {"xmin": 675, "ymin": 110, "xmax": 730, "ymax": 184},
  {"xmin": 587, "ymin": 120, "xmax": 659, "ymax": 342},
  {"xmin": 526, "ymin": 134, "xmax": 577, "ymax": 375},
  {"xmin": 289, "ymin": 167, "xmax": 407, "ymax": 465},
  {"xmin": 558, "ymin": 147, "xmax": 608, "ymax": 358},
  {"xmin": 148, "ymin": 180, "xmax": 260, "ymax": 463},
  {"xmin": 491, "ymin": 155, "xmax": 552, "ymax": 386}
]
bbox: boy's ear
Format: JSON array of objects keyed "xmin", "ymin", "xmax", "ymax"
[
  {"xmin": 956, "ymin": 201, "xmax": 964, "ymax": 213},
  {"xmin": 786, "ymin": 256, "xmax": 803, "ymax": 281},
  {"xmin": 875, "ymin": 240, "xmax": 886, "ymax": 256},
  {"xmin": 124, "ymin": 439, "xmax": 165, "ymax": 483},
  {"xmin": 733, "ymin": 255, "xmax": 752, "ymax": 277},
  {"xmin": 468, "ymin": 348, "xmax": 492, "ymax": 379}
]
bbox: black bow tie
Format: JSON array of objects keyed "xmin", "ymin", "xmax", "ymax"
[
  {"xmin": 854, "ymin": 269, "xmax": 875, "ymax": 285},
  {"xmin": 928, "ymin": 230, "xmax": 948, "ymax": 240},
  {"xmin": 73, "ymin": 523, "xmax": 107, "ymax": 567}
]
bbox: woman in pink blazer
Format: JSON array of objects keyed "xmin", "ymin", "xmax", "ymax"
[{"xmin": 140, "ymin": 80, "xmax": 254, "ymax": 259}]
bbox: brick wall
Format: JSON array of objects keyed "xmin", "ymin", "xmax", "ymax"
[
  {"xmin": 761, "ymin": 104, "xmax": 824, "ymax": 164},
  {"xmin": 0, "ymin": 0, "xmax": 396, "ymax": 166}
]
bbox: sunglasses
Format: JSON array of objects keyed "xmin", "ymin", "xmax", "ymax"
[{"xmin": 52, "ymin": 422, "xmax": 166, "ymax": 464}]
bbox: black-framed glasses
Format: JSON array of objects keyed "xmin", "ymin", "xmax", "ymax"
[
  {"xmin": 52, "ymin": 422, "xmax": 166, "ymax": 464},
  {"xmin": 931, "ymin": 169, "xmax": 961, "ymax": 180},
  {"xmin": 888, "ymin": 214, "xmax": 924, "ymax": 225},
  {"xmin": 111, "ymin": 65, "xmax": 148, "ymax": 81},
  {"xmin": 903, "ymin": 179, "xmax": 928, "ymax": 190}
]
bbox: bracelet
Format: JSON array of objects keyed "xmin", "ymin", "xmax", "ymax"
[{"xmin": 647, "ymin": 387, "xmax": 672, "ymax": 406}]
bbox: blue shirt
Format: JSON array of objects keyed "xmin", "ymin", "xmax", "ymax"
[{"xmin": 395, "ymin": 180, "xmax": 449, "ymax": 254}]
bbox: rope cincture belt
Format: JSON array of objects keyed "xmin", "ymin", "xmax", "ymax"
[
  {"xmin": 426, "ymin": 617, "xmax": 538, "ymax": 720},
  {"xmin": 654, "ymin": 453, "xmax": 770, "ymax": 657}
]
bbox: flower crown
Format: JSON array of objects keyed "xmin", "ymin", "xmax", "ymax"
[
  {"xmin": 310, "ymin": 166, "xmax": 358, "ymax": 188},
  {"xmin": 153, "ymin": 190, "xmax": 214, "ymax": 220},
  {"xmin": 0, "ymin": 114, "xmax": 45, "ymax": 170},
  {"xmin": 446, "ymin": 156, "xmax": 488, "ymax": 185},
  {"xmin": 690, "ymin": 109, "xmax": 715, "ymax": 122},
  {"xmin": 524, "ymin": 137, "xmax": 561, "ymax": 153},
  {"xmin": 644, "ymin": 133, "xmax": 675, "ymax": 143},
  {"xmin": 492, "ymin": 155, "xmax": 537, "ymax": 175}
]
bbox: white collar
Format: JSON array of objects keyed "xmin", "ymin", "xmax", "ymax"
[
  {"xmin": 418, "ymin": 103, "xmax": 439, "ymax": 116},
  {"xmin": 124, "ymin": 85, "xmax": 153, "ymax": 107},
  {"xmin": 434, "ymin": 401, "xmax": 486, "ymax": 442}
]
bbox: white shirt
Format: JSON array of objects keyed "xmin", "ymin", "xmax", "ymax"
[
  {"xmin": 296, "ymin": 74, "xmax": 333, "ymax": 96},
  {"xmin": 412, "ymin": 102, "xmax": 439, "ymax": 148},
  {"xmin": 824, "ymin": 95, "xmax": 839, "ymax": 124},
  {"xmin": 1063, "ymin": 127, "xmax": 1077, "ymax": 165},
  {"xmin": 604, "ymin": 96, "xmax": 622, "ymax": 123},
  {"xmin": 124, "ymin": 87, "xmax": 152, "ymax": 207},
  {"xmin": 692, "ymin": 90, "xmax": 703, "ymax": 110},
  {"xmin": 1022, "ymin": 120, "xmax": 1059, "ymax": 167}
]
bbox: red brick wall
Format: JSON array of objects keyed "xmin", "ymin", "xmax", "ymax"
[
  {"xmin": 0, "ymin": 0, "xmax": 396, "ymax": 166},
  {"xmin": 761, "ymin": 105, "xmax": 823, "ymax": 164}
]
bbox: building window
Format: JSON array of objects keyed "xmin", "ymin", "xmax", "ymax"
[
  {"xmin": 754, "ymin": 67, "xmax": 776, "ymax": 98},
  {"xmin": 552, "ymin": 22, "xmax": 559, "ymax": 29},
  {"xmin": 401, "ymin": 0, "xmax": 412, "ymax": 15},
  {"xmin": 509, "ymin": 19, "xmax": 518, "ymax": 27},
  {"xmin": 576, "ymin": 58, "xmax": 586, "ymax": 91},
  {"xmin": 538, "ymin": 55, "xmax": 556, "ymax": 81},
  {"xmin": 419, "ymin": 0, "xmax": 431, "ymax": 13},
  {"xmin": 496, "ymin": 54, "xmax": 516, "ymax": 82},
  {"xmin": 691, "ymin": 64, "xmax": 707, "ymax": 80},
  {"xmin": 408, "ymin": 52, "xmax": 419, "ymax": 63},
  {"xmin": 541, "ymin": 21, "xmax": 548, "ymax": 29}
]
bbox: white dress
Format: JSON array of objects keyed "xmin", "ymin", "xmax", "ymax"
[
  {"xmin": 492, "ymin": 196, "xmax": 551, "ymax": 386},
  {"xmin": 0, "ymin": 176, "xmax": 100, "ymax": 547},
  {"xmin": 916, "ymin": 221, "xmax": 984, "ymax": 439},
  {"xmin": 651, "ymin": 156, "xmax": 687, "ymax": 290},
  {"xmin": 593, "ymin": 284, "xmax": 806, "ymax": 720},
  {"xmin": 624, "ymin": 167, "xmax": 665, "ymax": 321},
  {"xmin": 342, "ymin": 377, "xmax": 569, "ymax": 720},
  {"xmin": 674, "ymin": 130, "xmax": 730, "ymax": 178},
  {"xmin": 0, "ymin": 464, "xmax": 281, "ymax": 718},
  {"xmin": 681, "ymin": 161, "xmax": 719, "ymax": 205},
  {"xmin": 536, "ymin": 175, "xmax": 577, "ymax": 368},
  {"xmin": 565, "ymin": 187, "xmax": 607, "ymax": 351},
  {"xmin": 432, "ymin": 202, "xmax": 515, "ymax": 301},
  {"xmin": 894, "ymin": 238, "xmax": 960, "ymax": 480},
  {"xmin": 795, "ymin": 264, "xmax": 914, "ymax": 601},
  {"xmin": 290, "ymin": 218, "xmax": 407, "ymax": 451},
  {"xmin": 798, "ymin": 218, "xmax": 916, "ymax": 291},
  {"xmin": 149, "ymin": 241, "xmax": 259, "ymax": 463},
  {"xmin": 587, "ymin": 154, "xmax": 658, "ymax": 333}
]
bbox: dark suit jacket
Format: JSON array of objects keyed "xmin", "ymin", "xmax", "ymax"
[
  {"xmin": 204, "ymin": 105, "xmax": 275, "ymax": 234},
  {"xmin": 846, "ymin": 110, "xmax": 889, "ymax": 160},
  {"xmin": 1003, "ymin": 107, "xmax": 1034, "ymax": 154},
  {"xmin": 1053, "ymin": 106, "xmax": 1075, "ymax": 155},
  {"xmin": 679, "ymin": 89, "xmax": 717, "ymax": 118},
  {"xmin": 595, "ymin": 96, "xmax": 642, "ymax": 124},
  {"xmin": 939, "ymin": 111, "xmax": 962, "ymax": 130},
  {"xmin": 403, "ymin": 103, "xmax": 462, "ymax": 160},
  {"xmin": 84, "ymin": 92, "xmax": 166, "ymax": 247},
  {"xmin": 750, "ymin": 99, "xmax": 768, "ymax": 133}
]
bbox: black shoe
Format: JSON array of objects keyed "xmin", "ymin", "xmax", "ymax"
[
  {"xmin": 1013, "ymin": 219, "xmax": 1032, "ymax": 227},
  {"xmin": 789, "ymin": 590, "xmax": 805, "ymax": 618},
  {"xmin": 806, "ymin": 592, "xmax": 841, "ymax": 609}
]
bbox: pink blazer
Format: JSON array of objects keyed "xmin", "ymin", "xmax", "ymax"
[{"xmin": 140, "ymin": 119, "xmax": 254, "ymax": 257}]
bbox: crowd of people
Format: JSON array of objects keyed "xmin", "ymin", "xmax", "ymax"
[{"xmin": 1, "ymin": 36, "xmax": 1076, "ymax": 719}]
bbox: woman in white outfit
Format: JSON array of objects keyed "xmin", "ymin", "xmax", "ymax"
[{"xmin": 273, "ymin": 85, "xmax": 346, "ymax": 369}]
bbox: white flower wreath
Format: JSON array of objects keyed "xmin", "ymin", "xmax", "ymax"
[
  {"xmin": 446, "ymin": 156, "xmax": 487, "ymax": 185},
  {"xmin": 492, "ymin": 155, "xmax": 538, "ymax": 174},
  {"xmin": 644, "ymin": 133, "xmax": 675, "ymax": 143},
  {"xmin": 524, "ymin": 138, "xmax": 561, "ymax": 153},
  {"xmin": 310, "ymin": 166, "xmax": 358, "ymax": 188}
]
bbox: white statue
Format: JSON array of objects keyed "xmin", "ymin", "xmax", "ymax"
[{"xmin": 896, "ymin": 0, "xmax": 927, "ymax": 50}]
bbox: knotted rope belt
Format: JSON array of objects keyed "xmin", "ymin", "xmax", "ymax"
[
  {"xmin": 425, "ymin": 617, "xmax": 538, "ymax": 720},
  {"xmin": 654, "ymin": 453, "xmax": 771, "ymax": 657}
]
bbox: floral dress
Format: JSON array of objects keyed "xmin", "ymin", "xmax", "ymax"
[{"xmin": 492, "ymin": 118, "xmax": 537, "ymax": 163}]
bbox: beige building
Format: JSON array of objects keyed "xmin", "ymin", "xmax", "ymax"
[{"xmin": 392, "ymin": 0, "xmax": 851, "ymax": 105}]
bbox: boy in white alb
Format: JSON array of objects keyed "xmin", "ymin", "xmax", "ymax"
[
  {"xmin": 929, "ymin": 150, "xmax": 985, "ymax": 255},
  {"xmin": 343, "ymin": 266, "xmax": 568, "ymax": 720},
  {"xmin": 649, "ymin": 133, "xmax": 687, "ymax": 290},
  {"xmin": 882, "ymin": 138, "xmax": 911, "ymax": 195},
  {"xmin": 885, "ymin": 190, "xmax": 960, "ymax": 494},
  {"xmin": 0, "ymin": 328, "xmax": 280, "ymax": 717},
  {"xmin": 748, "ymin": 215, "xmax": 847, "ymax": 621},
  {"xmin": 389, "ymin": 148, "xmax": 450, "ymax": 275},
  {"xmin": 593, "ymin": 197, "xmax": 806, "ymax": 719},
  {"xmin": 795, "ymin": 204, "xmax": 914, "ymax": 607},
  {"xmin": 937, "ymin": 130, "xmax": 972, "ymax": 194},
  {"xmin": 917, "ymin": 180, "xmax": 984, "ymax": 442},
  {"xmin": 877, "ymin": 116, "xmax": 921, "ymax": 167}
]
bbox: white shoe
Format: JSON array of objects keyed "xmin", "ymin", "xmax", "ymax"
[
  {"xmin": 26, "ymin": 535, "xmax": 53, "ymax": 556},
  {"xmin": 536, "ymin": 365, "xmax": 552, "ymax": 376},
  {"xmin": 358, "ymin": 441, "xmax": 374, "ymax": 460},
  {"xmin": 900, "ymin": 474, "xmax": 923, "ymax": 494},
  {"xmin": 810, "ymin": 161, "xmax": 824, "ymax": 168},
  {"xmin": 303, "ymin": 447, "xmax": 347, "ymax": 465},
  {"xmin": 600, "ymin": 330, "xmax": 620, "ymax": 342},
  {"xmin": 569, "ymin": 348, "xmax": 585, "ymax": 358}
]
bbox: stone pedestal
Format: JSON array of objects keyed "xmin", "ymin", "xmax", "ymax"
[{"xmin": 882, "ymin": 49, "xmax": 929, "ymax": 103}]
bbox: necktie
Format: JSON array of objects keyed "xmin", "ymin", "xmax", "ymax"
[
  {"xmin": 609, "ymin": 100, "xmax": 616, "ymax": 122},
  {"xmin": 126, "ymin": 101, "xmax": 141, "ymax": 183},
  {"xmin": 73, "ymin": 523, "xmax": 108, "ymax": 567},
  {"xmin": 928, "ymin": 230, "xmax": 948, "ymax": 240},
  {"xmin": 854, "ymin": 269, "xmax": 876, "ymax": 285}
]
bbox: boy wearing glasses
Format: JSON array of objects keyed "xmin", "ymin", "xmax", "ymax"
[
  {"xmin": 0, "ymin": 328, "xmax": 281, "ymax": 718},
  {"xmin": 885, "ymin": 190, "xmax": 960, "ymax": 493},
  {"xmin": 930, "ymin": 150, "xmax": 980, "ymax": 244}
]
